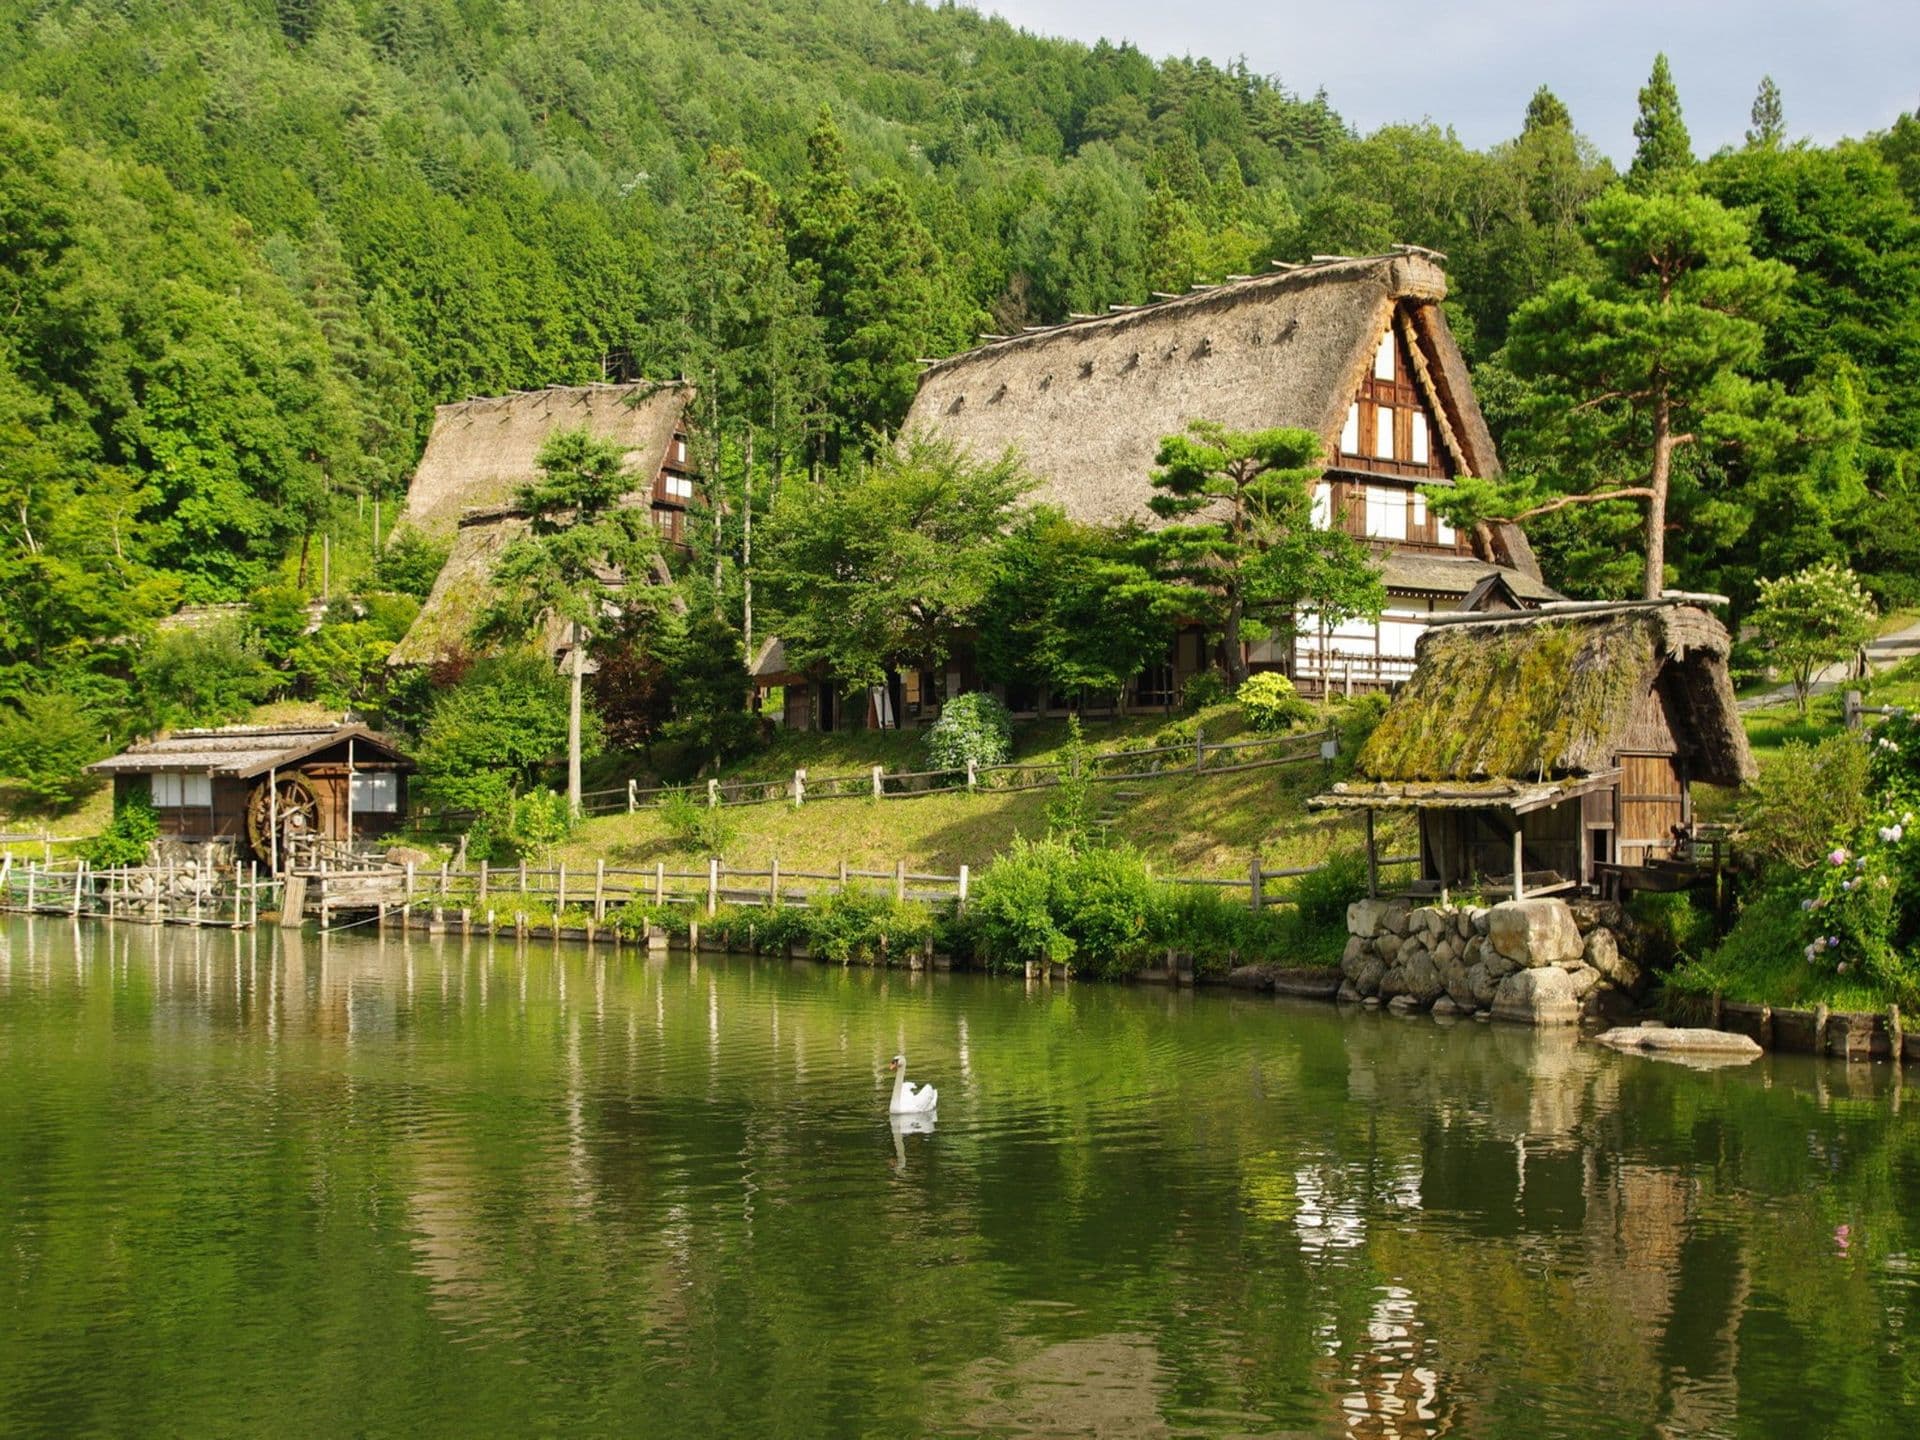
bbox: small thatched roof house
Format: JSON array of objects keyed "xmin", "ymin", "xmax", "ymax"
[
  {"xmin": 898, "ymin": 248, "xmax": 1553, "ymax": 704},
  {"xmin": 1311, "ymin": 600, "xmax": 1755, "ymax": 897},
  {"xmin": 389, "ymin": 382, "xmax": 696, "ymax": 667},
  {"xmin": 89, "ymin": 724, "xmax": 413, "ymax": 866}
]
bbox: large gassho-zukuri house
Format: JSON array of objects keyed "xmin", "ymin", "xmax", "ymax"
[
  {"xmin": 1309, "ymin": 599, "xmax": 1757, "ymax": 899},
  {"xmin": 388, "ymin": 381, "xmax": 697, "ymax": 668},
  {"xmin": 883, "ymin": 247, "xmax": 1555, "ymax": 719}
]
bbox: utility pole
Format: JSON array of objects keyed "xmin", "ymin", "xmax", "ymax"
[{"xmin": 568, "ymin": 619, "xmax": 585, "ymax": 818}]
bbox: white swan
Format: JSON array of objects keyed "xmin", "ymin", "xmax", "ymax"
[{"xmin": 887, "ymin": 1053, "xmax": 938, "ymax": 1114}]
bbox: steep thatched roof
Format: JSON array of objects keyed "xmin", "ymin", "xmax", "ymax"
[
  {"xmin": 89, "ymin": 725, "xmax": 410, "ymax": 778},
  {"xmin": 388, "ymin": 382, "xmax": 692, "ymax": 667},
  {"xmin": 398, "ymin": 382, "xmax": 692, "ymax": 543},
  {"xmin": 1351, "ymin": 601, "xmax": 1756, "ymax": 788},
  {"xmin": 902, "ymin": 250, "xmax": 1500, "ymax": 530}
]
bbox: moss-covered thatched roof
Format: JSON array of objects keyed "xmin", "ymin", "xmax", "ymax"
[{"xmin": 1356, "ymin": 602, "xmax": 1755, "ymax": 788}]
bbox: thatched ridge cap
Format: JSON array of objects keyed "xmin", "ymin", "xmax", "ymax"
[{"xmin": 918, "ymin": 250, "xmax": 1445, "ymax": 378}]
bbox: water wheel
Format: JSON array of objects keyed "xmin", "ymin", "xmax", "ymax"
[{"xmin": 247, "ymin": 773, "xmax": 322, "ymax": 862}]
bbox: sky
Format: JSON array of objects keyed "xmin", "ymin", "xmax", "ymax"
[{"xmin": 981, "ymin": 0, "xmax": 1918, "ymax": 162}]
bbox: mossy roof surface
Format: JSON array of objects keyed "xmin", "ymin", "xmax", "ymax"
[{"xmin": 1358, "ymin": 614, "xmax": 1659, "ymax": 782}]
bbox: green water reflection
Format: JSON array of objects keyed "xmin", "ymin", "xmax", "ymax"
[{"xmin": 1, "ymin": 916, "xmax": 1917, "ymax": 1437}]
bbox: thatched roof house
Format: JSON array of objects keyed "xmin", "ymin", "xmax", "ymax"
[
  {"xmin": 1311, "ymin": 600, "xmax": 1755, "ymax": 897},
  {"xmin": 389, "ymin": 382, "xmax": 695, "ymax": 667},
  {"xmin": 899, "ymin": 248, "xmax": 1553, "ymax": 700}
]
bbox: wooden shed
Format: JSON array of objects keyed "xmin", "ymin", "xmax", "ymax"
[
  {"xmin": 88, "ymin": 725, "xmax": 413, "ymax": 869},
  {"xmin": 1309, "ymin": 599, "xmax": 1756, "ymax": 898}
]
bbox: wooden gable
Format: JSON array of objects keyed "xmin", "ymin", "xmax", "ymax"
[{"xmin": 1329, "ymin": 308, "xmax": 1457, "ymax": 483}]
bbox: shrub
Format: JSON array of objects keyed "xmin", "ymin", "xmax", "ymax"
[
  {"xmin": 657, "ymin": 786, "xmax": 736, "ymax": 855},
  {"xmin": 1044, "ymin": 715, "xmax": 1095, "ymax": 845},
  {"xmin": 923, "ymin": 691, "xmax": 1013, "ymax": 770},
  {"xmin": 1288, "ymin": 848, "xmax": 1370, "ymax": 934},
  {"xmin": 966, "ymin": 837, "xmax": 1159, "ymax": 977},
  {"xmin": 506, "ymin": 787, "xmax": 574, "ymax": 862},
  {"xmin": 1236, "ymin": 672, "xmax": 1313, "ymax": 733},
  {"xmin": 133, "ymin": 620, "xmax": 275, "ymax": 730},
  {"xmin": 1180, "ymin": 669, "xmax": 1229, "ymax": 714},
  {"xmin": 1153, "ymin": 700, "xmax": 1243, "ymax": 748},
  {"xmin": 1752, "ymin": 561, "xmax": 1877, "ymax": 717},
  {"xmin": 1737, "ymin": 734, "xmax": 1871, "ymax": 873},
  {"xmin": 803, "ymin": 889, "xmax": 933, "ymax": 963},
  {"xmin": 1330, "ymin": 692, "xmax": 1391, "ymax": 777},
  {"xmin": 609, "ymin": 898, "xmax": 691, "ymax": 941},
  {"xmin": 81, "ymin": 793, "xmax": 159, "ymax": 867}
]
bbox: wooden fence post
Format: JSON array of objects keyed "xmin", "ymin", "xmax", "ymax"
[
  {"xmin": 628, "ymin": 778, "xmax": 638, "ymax": 813},
  {"xmin": 594, "ymin": 859, "xmax": 606, "ymax": 921},
  {"xmin": 477, "ymin": 859, "xmax": 489, "ymax": 905},
  {"xmin": 233, "ymin": 860, "xmax": 244, "ymax": 928},
  {"xmin": 73, "ymin": 860, "xmax": 86, "ymax": 917},
  {"xmin": 894, "ymin": 858, "xmax": 906, "ymax": 903},
  {"xmin": 1249, "ymin": 854, "xmax": 1263, "ymax": 913},
  {"xmin": 1511, "ymin": 826, "xmax": 1525, "ymax": 901},
  {"xmin": 557, "ymin": 864, "xmax": 567, "ymax": 916},
  {"xmin": 1194, "ymin": 735, "xmax": 1205, "ymax": 773},
  {"xmin": 1845, "ymin": 689, "xmax": 1863, "ymax": 730},
  {"xmin": 655, "ymin": 862, "xmax": 666, "ymax": 905},
  {"xmin": 708, "ymin": 778, "xmax": 719, "ymax": 808},
  {"xmin": 872, "ymin": 765, "xmax": 884, "ymax": 800},
  {"xmin": 519, "ymin": 859, "xmax": 528, "ymax": 895},
  {"xmin": 793, "ymin": 769, "xmax": 806, "ymax": 808},
  {"xmin": 838, "ymin": 858, "xmax": 848, "ymax": 893},
  {"xmin": 250, "ymin": 862, "xmax": 259, "ymax": 928},
  {"xmin": 966, "ymin": 758, "xmax": 977, "ymax": 791},
  {"xmin": 769, "ymin": 855, "xmax": 781, "ymax": 907},
  {"xmin": 957, "ymin": 864, "xmax": 970, "ymax": 916},
  {"xmin": 707, "ymin": 858, "xmax": 718, "ymax": 916},
  {"xmin": 1365, "ymin": 810, "xmax": 1378, "ymax": 899}
]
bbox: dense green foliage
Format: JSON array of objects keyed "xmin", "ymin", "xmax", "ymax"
[{"xmin": 1234, "ymin": 672, "xmax": 1314, "ymax": 734}]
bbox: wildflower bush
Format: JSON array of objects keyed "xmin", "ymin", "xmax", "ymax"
[
  {"xmin": 1736, "ymin": 734, "xmax": 1872, "ymax": 872},
  {"xmin": 1790, "ymin": 713, "xmax": 1920, "ymax": 998},
  {"xmin": 1236, "ymin": 672, "xmax": 1314, "ymax": 733},
  {"xmin": 922, "ymin": 691, "xmax": 1013, "ymax": 770}
]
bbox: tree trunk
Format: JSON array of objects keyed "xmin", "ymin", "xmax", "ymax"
[
  {"xmin": 568, "ymin": 620, "xmax": 584, "ymax": 818},
  {"xmin": 742, "ymin": 428, "xmax": 754, "ymax": 653},
  {"xmin": 1222, "ymin": 591, "xmax": 1249, "ymax": 688},
  {"xmin": 1643, "ymin": 388, "xmax": 1672, "ymax": 600}
]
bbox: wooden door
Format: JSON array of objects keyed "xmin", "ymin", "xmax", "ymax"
[{"xmin": 1617, "ymin": 753, "xmax": 1684, "ymax": 865}]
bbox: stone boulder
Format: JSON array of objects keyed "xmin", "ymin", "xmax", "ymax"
[
  {"xmin": 1595, "ymin": 1024, "xmax": 1761, "ymax": 1060},
  {"xmin": 1464, "ymin": 960, "xmax": 1500, "ymax": 1008},
  {"xmin": 1226, "ymin": 964, "xmax": 1275, "ymax": 991},
  {"xmin": 1487, "ymin": 899, "xmax": 1585, "ymax": 968},
  {"xmin": 1347, "ymin": 898, "xmax": 1396, "ymax": 939},
  {"xmin": 1398, "ymin": 949, "xmax": 1444, "ymax": 1006},
  {"xmin": 1491, "ymin": 966, "xmax": 1582, "ymax": 1026},
  {"xmin": 1582, "ymin": 927, "xmax": 1641, "ymax": 991},
  {"xmin": 1348, "ymin": 955, "xmax": 1386, "ymax": 997},
  {"xmin": 1375, "ymin": 932, "xmax": 1404, "ymax": 963},
  {"xmin": 1440, "ymin": 952, "xmax": 1476, "ymax": 1009}
]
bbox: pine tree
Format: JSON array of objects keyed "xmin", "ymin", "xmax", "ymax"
[
  {"xmin": 1522, "ymin": 86, "xmax": 1573, "ymax": 136},
  {"xmin": 1747, "ymin": 76, "xmax": 1785, "ymax": 148},
  {"xmin": 1628, "ymin": 54, "xmax": 1693, "ymax": 191}
]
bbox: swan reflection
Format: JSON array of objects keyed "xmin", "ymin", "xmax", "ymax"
[{"xmin": 889, "ymin": 1110, "xmax": 936, "ymax": 1172}]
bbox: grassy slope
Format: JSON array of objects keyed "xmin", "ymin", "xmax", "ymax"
[{"xmin": 560, "ymin": 710, "xmax": 1412, "ymax": 881}]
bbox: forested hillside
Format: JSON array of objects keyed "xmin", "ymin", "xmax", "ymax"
[{"xmin": 4, "ymin": 0, "xmax": 1920, "ymax": 816}]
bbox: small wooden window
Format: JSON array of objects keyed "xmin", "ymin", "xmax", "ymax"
[
  {"xmin": 1375, "ymin": 406, "xmax": 1395, "ymax": 459},
  {"xmin": 1411, "ymin": 413, "xmax": 1429, "ymax": 466},
  {"xmin": 1374, "ymin": 329, "xmax": 1395, "ymax": 380},
  {"xmin": 152, "ymin": 772, "xmax": 211, "ymax": 808},
  {"xmin": 351, "ymin": 772, "xmax": 399, "ymax": 814},
  {"xmin": 1340, "ymin": 404, "xmax": 1360, "ymax": 454},
  {"xmin": 1365, "ymin": 487, "xmax": 1407, "ymax": 541}
]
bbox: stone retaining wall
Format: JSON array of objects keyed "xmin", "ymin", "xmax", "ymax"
[{"xmin": 1341, "ymin": 896, "xmax": 1642, "ymax": 1026}]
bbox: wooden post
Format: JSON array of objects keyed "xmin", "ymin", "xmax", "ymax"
[
  {"xmin": 1512, "ymin": 825, "xmax": 1525, "ymax": 901},
  {"xmin": 894, "ymin": 858, "xmax": 906, "ymax": 903},
  {"xmin": 628, "ymin": 778, "xmax": 638, "ymax": 814},
  {"xmin": 233, "ymin": 860, "xmax": 244, "ymax": 928},
  {"xmin": 707, "ymin": 858, "xmax": 719, "ymax": 916},
  {"xmin": 957, "ymin": 864, "xmax": 970, "ymax": 916},
  {"xmin": 557, "ymin": 864, "xmax": 567, "ymax": 917},
  {"xmin": 1248, "ymin": 853, "xmax": 1263, "ymax": 913},
  {"xmin": 405, "ymin": 861, "xmax": 415, "ymax": 904},
  {"xmin": 477, "ymin": 860, "xmax": 489, "ymax": 905},
  {"xmin": 708, "ymin": 778, "xmax": 719, "ymax": 808},
  {"xmin": 793, "ymin": 769, "xmax": 806, "ymax": 808},
  {"xmin": 654, "ymin": 862, "xmax": 665, "ymax": 905},
  {"xmin": 1845, "ymin": 689, "xmax": 1863, "ymax": 730},
  {"xmin": 1194, "ymin": 734, "xmax": 1205, "ymax": 773},
  {"xmin": 769, "ymin": 855, "xmax": 781, "ymax": 907},
  {"xmin": 1365, "ymin": 810, "xmax": 1378, "ymax": 899},
  {"xmin": 594, "ymin": 859, "xmax": 606, "ymax": 921},
  {"xmin": 519, "ymin": 859, "xmax": 527, "ymax": 895},
  {"xmin": 268, "ymin": 764, "xmax": 279, "ymax": 876},
  {"xmin": 966, "ymin": 757, "xmax": 977, "ymax": 791},
  {"xmin": 72, "ymin": 860, "xmax": 86, "ymax": 917},
  {"xmin": 438, "ymin": 860, "xmax": 449, "ymax": 903},
  {"xmin": 250, "ymin": 863, "xmax": 259, "ymax": 928},
  {"xmin": 872, "ymin": 765, "xmax": 884, "ymax": 800},
  {"xmin": 26, "ymin": 861, "xmax": 36, "ymax": 913},
  {"xmin": 838, "ymin": 858, "xmax": 848, "ymax": 892}
]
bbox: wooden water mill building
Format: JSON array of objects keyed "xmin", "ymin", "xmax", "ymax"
[
  {"xmin": 88, "ymin": 724, "xmax": 413, "ymax": 871},
  {"xmin": 1309, "ymin": 599, "xmax": 1755, "ymax": 899}
]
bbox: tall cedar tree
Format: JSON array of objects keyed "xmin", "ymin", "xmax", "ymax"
[
  {"xmin": 1148, "ymin": 422, "xmax": 1377, "ymax": 686},
  {"xmin": 1443, "ymin": 188, "xmax": 1791, "ymax": 598},
  {"xmin": 1628, "ymin": 54, "xmax": 1693, "ymax": 192}
]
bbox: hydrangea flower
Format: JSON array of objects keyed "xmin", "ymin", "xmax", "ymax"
[
  {"xmin": 1880, "ymin": 824, "xmax": 1905, "ymax": 844},
  {"xmin": 1830, "ymin": 848, "xmax": 1851, "ymax": 866}
]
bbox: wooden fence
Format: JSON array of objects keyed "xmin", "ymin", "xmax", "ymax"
[
  {"xmin": 0, "ymin": 853, "xmax": 282, "ymax": 928},
  {"xmin": 550, "ymin": 725, "xmax": 1337, "ymax": 822}
]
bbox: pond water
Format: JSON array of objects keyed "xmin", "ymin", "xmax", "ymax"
[{"xmin": 2, "ymin": 917, "xmax": 1918, "ymax": 1438}]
